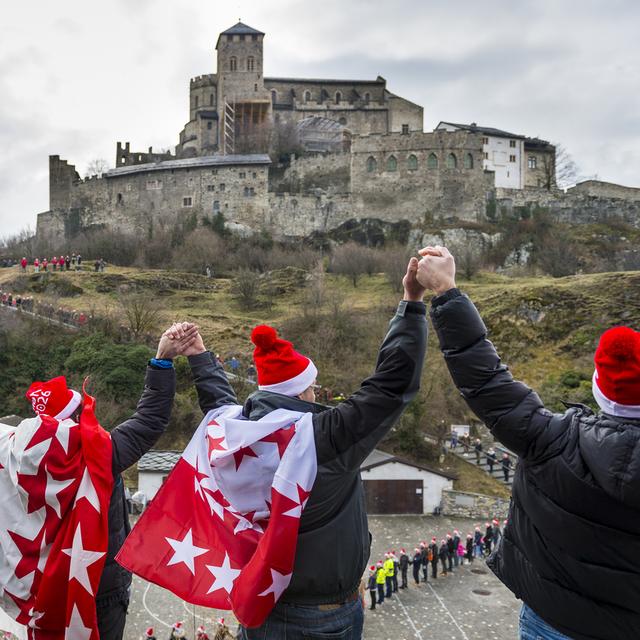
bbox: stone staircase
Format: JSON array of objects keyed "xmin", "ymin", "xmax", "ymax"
[{"xmin": 448, "ymin": 440, "xmax": 517, "ymax": 488}]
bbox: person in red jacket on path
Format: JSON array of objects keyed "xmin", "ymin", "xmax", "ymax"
[
  {"xmin": 42, "ymin": 257, "xmax": 48, "ymax": 272},
  {"xmin": 20, "ymin": 257, "xmax": 27, "ymax": 272},
  {"xmin": 52, "ymin": 255, "xmax": 58, "ymax": 271},
  {"xmin": 34, "ymin": 257, "xmax": 40, "ymax": 273}
]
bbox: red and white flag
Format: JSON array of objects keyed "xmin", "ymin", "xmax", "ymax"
[
  {"xmin": 117, "ymin": 405, "xmax": 317, "ymax": 628},
  {"xmin": 0, "ymin": 389, "xmax": 113, "ymax": 639}
]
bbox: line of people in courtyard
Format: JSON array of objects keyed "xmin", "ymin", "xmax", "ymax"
[
  {"xmin": 142, "ymin": 619, "xmax": 234, "ymax": 640},
  {"xmin": 367, "ymin": 518, "xmax": 506, "ymax": 609}
]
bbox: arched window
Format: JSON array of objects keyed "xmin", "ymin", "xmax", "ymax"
[
  {"xmin": 386, "ymin": 155, "xmax": 397, "ymax": 172},
  {"xmin": 407, "ymin": 154, "xmax": 418, "ymax": 171},
  {"xmin": 364, "ymin": 92, "xmax": 371, "ymax": 105},
  {"xmin": 335, "ymin": 91, "xmax": 342, "ymax": 104},
  {"xmin": 247, "ymin": 56, "xmax": 255, "ymax": 72},
  {"xmin": 229, "ymin": 56, "xmax": 237, "ymax": 72},
  {"xmin": 446, "ymin": 153, "xmax": 457, "ymax": 169},
  {"xmin": 464, "ymin": 153, "xmax": 474, "ymax": 169},
  {"xmin": 304, "ymin": 90, "xmax": 311, "ymax": 103},
  {"xmin": 427, "ymin": 153, "xmax": 438, "ymax": 169},
  {"xmin": 367, "ymin": 156, "xmax": 377, "ymax": 173}
]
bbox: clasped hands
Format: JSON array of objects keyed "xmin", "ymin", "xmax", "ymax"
[
  {"xmin": 156, "ymin": 322, "xmax": 207, "ymax": 360},
  {"xmin": 403, "ymin": 245, "xmax": 457, "ymax": 302}
]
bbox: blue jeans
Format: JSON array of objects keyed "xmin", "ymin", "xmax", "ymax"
[
  {"xmin": 237, "ymin": 597, "xmax": 364, "ymax": 639},
  {"xmin": 519, "ymin": 604, "xmax": 572, "ymax": 640}
]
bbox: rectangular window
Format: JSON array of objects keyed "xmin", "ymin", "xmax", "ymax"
[
  {"xmin": 401, "ymin": 124, "xmax": 409, "ymax": 135},
  {"xmin": 483, "ymin": 152, "xmax": 489, "ymax": 160},
  {"xmin": 250, "ymin": 187, "xmax": 255, "ymax": 196},
  {"xmin": 207, "ymin": 184, "xmax": 215, "ymax": 192},
  {"xmin": 213, "ymin": 200, "xmax": 220, "ymax": 211},
  {"xmin": 146, "ymin": 180, "xmax": 162, "ymax": 190},
  {"xmin": 183, "ymin": 197, "xmax": 193, "ymax": 207},
  {"xmin": 252, "ymin": 172, "xmax": 257, "ymax": 179},
  {"xmin": 207, "ymin": 121, "xmax": 213, "ymax": 130},
  {"xmin": 528, "ymin": 156, "xmax": 537, "ymax": 169},
  {"xmin": 211, "ymin": 169, "xmax": 217, "ymax": 175},
  {"xmin": 509, "ymin": 155, "xmax": 517, "ymax": 163},
  {"xmin": 482, "ymin": 137, "xmax": 489, "ymax": 145},
  {"xmin": 509, "ymin": 140, "xmax": 516, "ymax": 148},
  {"xmin": 219, "ymin": 183, "xmax": 226, "ymax": 192},
  {"xmin": 239, "ymin": 172, "xmax": 246, "ymax": 179},
  {"xmin": 195, "ymin": 96, "xmax": 199, "ymax": 109}
]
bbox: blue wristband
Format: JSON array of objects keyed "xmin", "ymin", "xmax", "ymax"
[{"xmin": 150, "ymin": 358, "xmax": 174, "ymax": 369}]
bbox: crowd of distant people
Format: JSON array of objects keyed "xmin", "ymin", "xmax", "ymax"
[
  {"xmin": 366, "ymin": 518, "xmax": 506, "ymax": 610},
  {"xmin": 11, "ymin": 253, "xmax": 108, "ymax": 273},
  {"xmin": 142, "ymin": 619, "xmax": 234, "ymax": 640},
  {"xmin": 451, "ymin": 432, "xmax": 514, "ymax": 483},
  {"xmin": 0, "ymin": 290, "xmax": 89, "ymax": 327}
]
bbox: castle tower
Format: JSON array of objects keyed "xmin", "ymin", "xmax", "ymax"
[{"xmin": 216, "ymin": 21, "xmax": 272, "ymax": 154}]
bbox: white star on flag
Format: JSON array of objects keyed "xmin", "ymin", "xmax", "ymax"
[
  {"xmin": 74, "ymin": 466, "xmax": 100, "ymax": 513},
  {"xmin": 165, "ymin": 529, "xmax": 208, "ymax": 575},
  {"xmin": 206, "ymin": 552, "xmax": 241, "ymax": 595},
  {"xmin": 258, "ymin": 568, "xmax": 292, "ymax": 601},
  {"xmin": 54, "ymin": 420, "xmax": 76, "ymax": 455},
  {"xmin": 65, "ymin": 604, "xmax": 92, "ymax": 640},
  {"xmin": 45, "ymin": 467, "xmax": 75, "ymax": 519},
  {"xmin": 63, "ymin": 524, "xmax": 105, "ymax": 595}
]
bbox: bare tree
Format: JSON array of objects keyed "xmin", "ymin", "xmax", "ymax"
[
  {"xmin": 541, "ymin": 144, "xmax": 579, "ymax": 191},
  {"xmin": 447, "ymin": 238, "xmax": 483, "ymax": 280},
  {"xmin": 535, "ymin": 236, "xmax": 581, "ymax": 277},
  {"xmin": 330, "ymin": 242, "xmax": 378, "ymax": 287},
  {"xmin": 85, "ymin": 158, "xmax": 109, "ymax": 178},
  {"xmin": 232, "ymin": 269, "xmax": 260, "ymax": 310},
  {"xmin": 119, "ymin": 293, "xmax": 160, "ymax": 338},
  {"xmin": 380, "ymin": 244, "xmax": 412, "ymax": 292}
]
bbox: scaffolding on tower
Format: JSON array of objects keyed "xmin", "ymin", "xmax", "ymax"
[{"xmin": 223, "ymin": 100, "xmax": 235, "ymax": 155}]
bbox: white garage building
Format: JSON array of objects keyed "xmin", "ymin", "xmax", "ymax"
[
  {"xmin": 361, "ymin": 449, "xmax": 455, "ymax": 515},
  {"xmin": 136, "ymin": 448, "xmax": 456, "ymax": 515}
]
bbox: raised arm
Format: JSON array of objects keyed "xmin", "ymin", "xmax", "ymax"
[
  {"xmin": 418, "ymin": 246, "xmax": 565, "ymax": 459},
  {"xmin": 110, "ymin": 323, "xmax": 198, "ymax": 475},
  {"xmin": 314, "ymin": 258, "xmax": 428, "ymax": 468}
]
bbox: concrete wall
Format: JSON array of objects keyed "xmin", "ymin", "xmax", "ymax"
[
  {"xmin": 361, "ymin": 462, "xmax": 453, "ymax": 514},
  {"xmin": 483, "ymin": 136, "xmax": 523, "ymax": 189},
  {"xmin": 440, "ymin": 489, "xmax": 510, "ymax": 520},
  {"xmin": 138, "ymin": 471, "xmax": 167, "ymax": 499}
]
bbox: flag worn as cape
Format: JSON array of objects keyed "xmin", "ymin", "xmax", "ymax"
[
  {"xmin": 0, "ymin": 388, "xmax": 113, "ymax": 639},
  {"xmin": 117, "ymin": 404, "xmax": 317, "ymax": 628}
]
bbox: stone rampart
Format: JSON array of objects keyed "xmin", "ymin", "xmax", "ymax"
[
  {"xmin": 440, "ymin": 489, "xmax": 510, "ymax": 520},
  {"xmin": 569, "ymin": 180, "xmax": 640, "ymax": 200}
]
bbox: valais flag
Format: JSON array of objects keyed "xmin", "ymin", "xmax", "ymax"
[
  {"xmin": 116, "ymin": 405, "xmax": 317, "ymax": 628},
  {"xmin": 0, "ymin": 388, "xmax": 113, "ymax": 639}
]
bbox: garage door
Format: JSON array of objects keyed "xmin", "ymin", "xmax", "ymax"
[{"xmin": 363, "ymin": 479, "xmax": 423, "ymax": 514}]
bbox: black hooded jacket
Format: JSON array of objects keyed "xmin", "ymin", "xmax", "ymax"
[
  {"xmin": 187, "ymin": 300, "xmax": 427, "ymax": 605},
  {"xmin": 97, "ymin": 366, "xmax": 176, "ymax": 604},
  {"xmin": 431, "ymin": 289, "xmax": 640, "ymax": 640}
]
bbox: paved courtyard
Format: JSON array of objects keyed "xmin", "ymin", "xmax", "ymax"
[{"xmin": 124, "ymin": 515, "xmax": 520, "ymax": 640}]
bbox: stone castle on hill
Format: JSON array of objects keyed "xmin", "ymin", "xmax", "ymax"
[{"xmin": 37, "ymin": 22, "xmax": 640, "ymax": 243}]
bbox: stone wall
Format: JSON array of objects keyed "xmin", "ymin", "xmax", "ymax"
[
  {"xmin": 37, "ymin": 157, "xmax": 270, "ymax": 244},
  {"xmin": 440, "ymin": 489, "xmax": 510, "ymax": 520},
  {"xmin": 269, "ymin": 152, "xmax": 351, "ymax": 195},
  {"xmin": 569, "ymin": 180, "xmax": 640, "ymax": 200},
  {"xmin": 351, "ymin": 130, "xmax": 493, "ymax": 223},
  {"xmin": 496, "ymin": 186, "xmax": 640, "ymax": 228}
]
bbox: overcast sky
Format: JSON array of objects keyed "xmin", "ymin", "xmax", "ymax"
[{"xmin": 1, "ymin": 0, "xmax": 639, "ymax": 237}]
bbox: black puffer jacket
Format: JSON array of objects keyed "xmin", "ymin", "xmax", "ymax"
[
  {"xmin": 97, "ymin": 366, "xmax": 176, "ymax": 603},
  {"xmin": 431, "ymin": 289, "xmax": 640, "ymax": 640},
  {"xmin": 188, "ymin": 300, "xmax": 427, "ymax": 605}
]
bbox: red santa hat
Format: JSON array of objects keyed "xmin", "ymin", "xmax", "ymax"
[
  {"xmin": 593, "ymin": 326, "xmax": 640, "ymax": 418},
  {"xmin": 377, "ymin": 560, "xmax": 383, "ymax": 567},
  {"xmin": 251, "ymin": 325, "xmax": 317, "ymax": 397},
  {"xmin": 173, "ymin": 622, "xmax": 183, "ymax": 630},
  {"xmin": 145, "ymin": 629, "xmax": 154, "ymax": 638},
  {"xmin": 196, "ymin": 626, "xmax": 206, "ymax": 634},
  {"xmin": 26, "ymin": 376, "xmax": 81, "ymax": 420},
  {"xmin": 370, "ymin": 564, "xmax": 376, "ymax": 571}
]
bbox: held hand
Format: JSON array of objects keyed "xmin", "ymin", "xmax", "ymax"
[
  {"xmin": 156, "ymin": 322, "xmax": 200, "ymax": 359},
  {"xmin": 180, "ymin": 330, "xmax": 206, "ymax": 357},
  {"xmin": 402, "ymin": 257, "xmax": 426, "ymax": 302},
  {"xmin": 416, "ymin": 245, "xmax": 456, "ymax": 295}
]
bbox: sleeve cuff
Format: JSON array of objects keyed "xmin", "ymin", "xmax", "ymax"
[
  {"xmin": 188, "ymin": 351, "xmax": 215, "ymax": 368},
  {"xmin": 431, "ymin": 287, "xmax": 462, "ymax": 309},
  {"xmin": 149, "ymin": 358, "xmax": 174, "ymax": 369},
  {"xmin": 397, "ymin": 300, "xmax": 427, "ymax": 317}
]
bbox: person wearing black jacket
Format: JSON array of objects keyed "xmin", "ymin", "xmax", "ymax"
[
  {"xmin": 428, "ymin": 538, "xmax": 438, "ymax": 579},
  {"xmin": 445, "ymin": 534, "xmax": 455, "ymax": 572},
  {"xmin": 438, "ymin": 540, "xmax": 448, "ymax": 576},
  {"xmin": 366, "ymin": 567, "xmax": 377, "ymax": 610},
  {"xmin": 417, "ymin": 245, "xmax": 640, "ymax": 640},
  {"xmin": 57, "ymin": 322, "xmax": 198, "ymax": 640},
  {"xmin": 411, "ymin": 548, "xmax": 422, "ymax": 585},
  {"xmin": 174, "ymin": 258, "xmax": 428, "ymax": 639},
  {"xmin": 399, "ymin": 549, "xmax": 409, "ymax": 589}
]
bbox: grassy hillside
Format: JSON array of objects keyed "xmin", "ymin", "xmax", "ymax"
[{"xmin": 1, "ymin": 265, "xmax": 638, "ymax": 496}]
